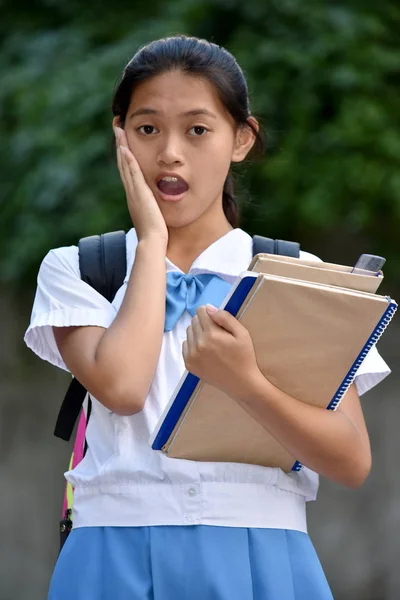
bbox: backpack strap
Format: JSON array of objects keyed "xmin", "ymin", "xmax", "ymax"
[
  {"xmin": 252, "ymin": 235, "xmax": 300, "ymax": 258},
  {"xmin": 54, "ymin": 231, "xmax": 127, "ymax": 441},
  {"xmin": 79, "ymin": 231, "xmax": 128, "ymax": 302}
]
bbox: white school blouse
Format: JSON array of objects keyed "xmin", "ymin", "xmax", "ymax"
[{"xmin": 25, "ymin": 228, "xmax": 390, "ymax": 533}]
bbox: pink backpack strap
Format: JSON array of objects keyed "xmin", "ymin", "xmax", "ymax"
[{"xmin": 62, "ymin": 408, "xmax": 87, "ymax": 519}]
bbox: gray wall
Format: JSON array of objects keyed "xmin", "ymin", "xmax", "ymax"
[{"xmin": 1, "ymin": 286, "xmax": 398, "ymax": 600}]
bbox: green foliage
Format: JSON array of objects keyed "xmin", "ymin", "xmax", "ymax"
[{"xmin": 1, "ymin": 0, "xmax": 399, "ymax": 286}]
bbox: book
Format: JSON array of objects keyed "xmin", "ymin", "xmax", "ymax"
[
  {"xmin": 249, "ymin": 253, "xmax": 384, "ymax": 293},
  {"xmin": 150, "ymin": 268, "xmax": 397, "ymax": 472}
]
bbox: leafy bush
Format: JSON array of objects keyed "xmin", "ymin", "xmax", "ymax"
[{"xmin": 1, "ymin": 0, "xmax": 399, "ymax": 285}]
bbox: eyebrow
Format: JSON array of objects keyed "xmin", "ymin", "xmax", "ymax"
[{"xmin": 129, "ymin": 107, "xmax": 217, "ymax": 119}]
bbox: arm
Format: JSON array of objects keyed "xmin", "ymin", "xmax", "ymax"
[
  {"xmin": 53, "ymin": 237, "xmax": 167, "ymax": 416},
  {"xmin": 53, "ymin": 127, "xmax": 169, "ymax": 416},
  {"xmin": 184, "ymin": 305, "xmax": 372, "ymax": 488},
  {"xmin": 236, "ymin": 378, "xmax": 371, "ymax": 488}
]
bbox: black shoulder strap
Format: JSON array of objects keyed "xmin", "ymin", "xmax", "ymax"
[
  {"xmin": 79, "ymin": 231, "xmax": 127, "ymax": 302},
  {"xmin": 54, "ymin": 231, "xmax": 127, "ymax": 441},
  {"xmin": 252, "ymin": 235, "xmax": 300, "ymax": 258}
]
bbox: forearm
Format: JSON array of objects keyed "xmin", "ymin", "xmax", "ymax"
[
  {"xmin": 237, "ymin": 374, "xmax": 371, "ymax": 487},
  {"xmin": 94, "ymin": 236, "xmax": 167, "ymax": 412}
]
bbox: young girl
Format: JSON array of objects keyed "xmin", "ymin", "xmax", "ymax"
[{"xmin": 25, "ymin": 35, "xmax": 390, "ymax": 599}]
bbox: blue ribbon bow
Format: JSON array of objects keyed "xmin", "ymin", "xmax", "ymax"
[{"xmin": 165, "ymin": 271, "xmax": 232, "ymax": 332}]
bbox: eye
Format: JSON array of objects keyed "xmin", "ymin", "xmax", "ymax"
[
  {"xmin": 137, "ymin": 125, "xmax": 159, "ymax": 135},
  {"xmin": 188, "ymin": 126, "xmax": 209, "ymax": 137}
]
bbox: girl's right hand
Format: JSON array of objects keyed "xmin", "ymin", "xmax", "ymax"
[{"xmin": 114, "ymin": 125, "xmax": 168, "ymax": 247}]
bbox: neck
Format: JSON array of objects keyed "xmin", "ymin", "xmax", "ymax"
[{"xmin": 167, "ymin": 210, "xmax": 234, "ymax": 273}]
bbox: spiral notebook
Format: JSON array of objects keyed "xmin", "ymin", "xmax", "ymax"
[{"xmin": 151, "ymin": 270, "xmax": 397, "ymax": 472}]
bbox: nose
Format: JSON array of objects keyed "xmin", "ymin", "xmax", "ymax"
[{"xmin": 157, "ymin": 134, "xmax": 184, "ymax": 166}]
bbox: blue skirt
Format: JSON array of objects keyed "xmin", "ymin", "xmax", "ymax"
[{"xmin": 49, "ymin": 526, "xmax": 333, "ymax": 600}]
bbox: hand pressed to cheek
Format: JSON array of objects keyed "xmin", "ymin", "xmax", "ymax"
[{"xmin": 182, "ymin": 306, "xmax": 261, "ymax": 402}]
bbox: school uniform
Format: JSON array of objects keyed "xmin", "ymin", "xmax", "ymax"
[{"xmin": 25, "ymin": 228, "xmax": 391, "ymax": 599}]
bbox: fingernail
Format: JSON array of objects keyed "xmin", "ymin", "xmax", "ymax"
[{"xmin": 206, "ymin": 304, "xmax": 218, "ymax": 314}]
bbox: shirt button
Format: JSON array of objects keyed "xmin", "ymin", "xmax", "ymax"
[{"xmin": 187, "ymin": 487, "xmax": 197, "ymax": 497}]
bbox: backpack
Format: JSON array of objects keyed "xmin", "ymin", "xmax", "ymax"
[{"xmin": 54, "ymin": 231, "xmax": 300, "ymax": 549}]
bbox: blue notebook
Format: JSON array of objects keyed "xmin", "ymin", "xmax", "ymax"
[{"xmin": 151, "ymin": 271, "xmax": 397, "ymax": 472}]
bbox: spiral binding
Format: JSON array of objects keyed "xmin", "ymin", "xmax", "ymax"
[{"xmin": 291, "ymin": 299, "xmax": 398, "ymax": 472}]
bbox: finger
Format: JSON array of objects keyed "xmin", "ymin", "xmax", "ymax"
[
  {"xmin": 191, "ymin": 314, "xmax": 204, "ymax": 339},
  {"xmin": 120, "ymin": 148, "xmax": 135, "ymax": 198},
  {"xmin": 116, "ymin": 147, "xmax": 130, "ymax": 193},
  {"xmin": 186, "ymin": 323, "xmax": 196, "ymax": 352},
  {"xmin": 116, "ymin": 147, "xmax": 124, "ymax": 180},
  {"xmin": 121, "ymin": 146, "xmax": 139, "ymax": 180},
  {"xmin": 196, "ymin": 305, "xmax": 219, "ymax": 332},
  {"xmin": 115, "ymin": 126, "xmax": 129, "ymax": 147},
  {"xmin": 113, "ymin": 125, "xmax": 125, "ymax": 148},
  {"xmin": 206, "ymin": 308, "xmax": 241, "ymax": 337},
  {"xmin": 120, "ymin": 146, "xmax": 148, "ymax": 191}
]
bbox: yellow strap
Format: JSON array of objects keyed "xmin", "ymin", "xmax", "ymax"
[{"xmin": 66, "ymin": 452, "xmax": 74, "ymax": 510}]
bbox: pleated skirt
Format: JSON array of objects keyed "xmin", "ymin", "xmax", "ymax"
[{"xmin": 48, "ymin": 525, "xmax": 333, "ymax": 600}]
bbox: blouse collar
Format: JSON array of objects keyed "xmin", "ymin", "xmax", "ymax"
[{"xmin": 124, "ymin": 227, "xmax": 253, "ymax": 284}]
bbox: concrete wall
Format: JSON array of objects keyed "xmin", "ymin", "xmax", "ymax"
[{"xmin": 1, "ymin": 286, "xmax": 398, "ymax": 600}]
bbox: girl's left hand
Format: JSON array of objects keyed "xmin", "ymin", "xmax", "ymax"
[{"xmin": 182, "ymin": 305, "xmax": 261, "ymax": 402}]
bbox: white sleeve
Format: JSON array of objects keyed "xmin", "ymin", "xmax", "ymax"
[
  {"xmin": 24, "ymin": 245, "xmax": 117, "ymax": 372},
  {"xmin": 353, "ymin": 345, "xmax": 391, "ymax": 396},
  {"xmin": 299, "ymin": 250, "xmax": 323, "ymax": 263}
]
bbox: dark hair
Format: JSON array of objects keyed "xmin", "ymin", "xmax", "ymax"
[{"xmin": 112, "ymin": 35, "xmax": 265, "ymax": 227}]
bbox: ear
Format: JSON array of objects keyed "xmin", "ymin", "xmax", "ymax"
[
  {"xmin": 231, "ymin": 117, "xmax": 259, "ymax": 163},
  {"xmin": 112, "ymin": 116, "xmax": 123, "ymax": 129}
]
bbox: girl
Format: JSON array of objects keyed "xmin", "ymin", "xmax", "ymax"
[{"xmin": 25, "ymin": 35, "xmax": 390, "ymax": 599}]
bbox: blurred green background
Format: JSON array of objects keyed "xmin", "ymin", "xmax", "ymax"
[{"xmin": 1, "ymin": 1, "xmax": 399, "ymax": 599}]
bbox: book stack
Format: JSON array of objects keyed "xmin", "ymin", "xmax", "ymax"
[{"xmin": 151, "ymin": 253, "xmax": 396, "ymax": 472}]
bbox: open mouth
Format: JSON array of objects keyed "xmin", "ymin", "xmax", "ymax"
[{"xmin": 156, "ymin": 174, "xmax": 189, "ymax": 197}]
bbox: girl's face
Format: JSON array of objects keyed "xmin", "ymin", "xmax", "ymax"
[{"xmin": 119, "ymin": 70, "xmax": 255, "ymax": 230}]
